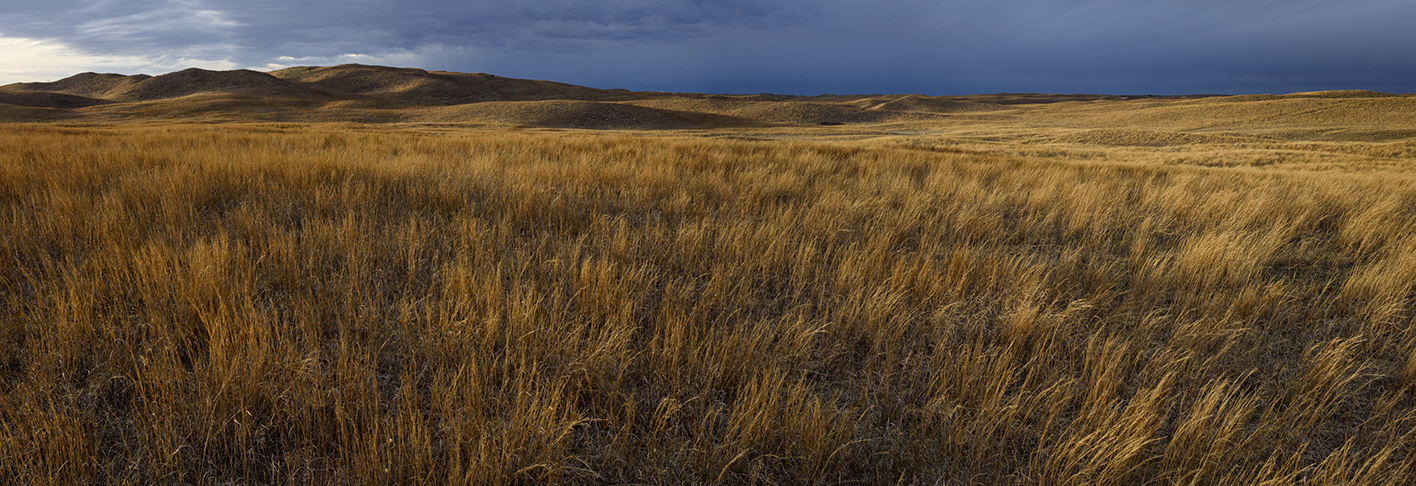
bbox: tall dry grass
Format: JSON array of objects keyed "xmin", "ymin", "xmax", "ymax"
[{"xmin": 1, "ymin": 123, "xmax": 1414, "ymax": 484}]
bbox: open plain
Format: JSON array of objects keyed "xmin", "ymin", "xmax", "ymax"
[{"xmin": 3, "ymin": 65, "xmax": 1416, "ymax": 484}]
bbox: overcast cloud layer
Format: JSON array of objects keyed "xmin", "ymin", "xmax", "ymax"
[{"xmin": 1, "ymin": 0, "xmax": 1414, "ymax": 94}]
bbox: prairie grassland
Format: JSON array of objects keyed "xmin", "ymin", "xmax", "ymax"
[{"xmin": 2, "ymin": 123, "xmax": 1415, "ymax": 484}]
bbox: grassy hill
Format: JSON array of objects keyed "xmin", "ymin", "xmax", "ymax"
[{"xmin": 1, "ymin": 68, "xmax": 1414, "ymax": 484}]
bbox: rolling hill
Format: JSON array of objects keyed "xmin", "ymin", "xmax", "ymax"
[
  {"xmin": 1, "ymin": 64, "xmax": 1413, "ymax": 144},
  {"xmin": 0, "ymin": 64, "xmax": 1203, "ymax": 128}
]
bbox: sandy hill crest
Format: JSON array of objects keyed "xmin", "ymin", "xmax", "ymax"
[
  {"xmin": 111, "ymin": 68, "xmax": 333, "ymax": 102},
  {"xmin": 269, "ymin": 64, "xmax": 612, "ymax": 105},
  {"xmin": 3, "ymin": 72, "xmax": 152, "ymax": 99},
  {"xmin": 0, "ymin": 68, "xmax": 329, "ymax": 103},
  {"xmin": 0, "ymin": 64, "xmax": 621, "ymax": 108}
]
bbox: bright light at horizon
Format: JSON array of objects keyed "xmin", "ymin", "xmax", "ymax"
[{"xmin": 0, "ymin": 35, "xmax": 240, "ymax": 85}]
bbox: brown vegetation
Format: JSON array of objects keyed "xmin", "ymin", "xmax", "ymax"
[
  {"xmin": 1, "ymin": 119, "xmax": 1414, "ymax": 484},
  {"xmin": 0, "ymin": 64, "xmax": 1288, "ymax": 128},
  {"xmin": 1, "ymin": 65, "xmax": 1415, "ymax": 483}
]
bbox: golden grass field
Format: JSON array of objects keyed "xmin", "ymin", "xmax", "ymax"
[{"xmin": 3, "ymin": 66, "xmax": 1416, "ymax": 484}]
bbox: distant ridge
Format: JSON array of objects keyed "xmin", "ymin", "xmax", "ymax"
[
  {"xmin": 6, "ymin": 72, "xmax": 152, "ymax": 100},
  {"xmin": 0, "ymin": 64, "xmax": 1410, "ymax": 131},
  {"xmin": 268, "ymin": 64, "xmax": 610, "ymax": 105},
  {"xmin": 1, "ymin": 64, "xmax": 616, "ymax": 107},
  {"xmin": 111, "ymin": 68, "xmax": 332, "ymax": 102}
]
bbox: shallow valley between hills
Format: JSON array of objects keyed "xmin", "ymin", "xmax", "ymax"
[{"xmin": 2, "ymin": 66, "xmax": 1415, "ymax": 484}]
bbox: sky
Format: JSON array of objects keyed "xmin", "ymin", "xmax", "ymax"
[{"xmin": 1, "ymin": 0, "xmax": 1414, "ymax": 95}]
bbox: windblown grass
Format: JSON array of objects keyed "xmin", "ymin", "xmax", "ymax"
[{"xmin": 1, "ymin": 123, "xmax": 1414, "ymax": 484}]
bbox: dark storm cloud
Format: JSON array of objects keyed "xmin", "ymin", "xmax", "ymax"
[{"xmin": 2, "ymin": 0, "xmax": 1414, "ymax": 94}]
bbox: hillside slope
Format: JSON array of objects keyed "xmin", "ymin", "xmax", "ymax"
[{"xmin": 1, "ymin": 65, "xmax": 1412, "ymax": 138}]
